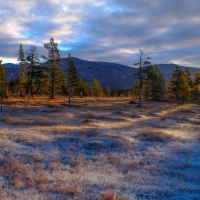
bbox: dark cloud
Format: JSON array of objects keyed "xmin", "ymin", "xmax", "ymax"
[{"xmin": 0, "ymin": 0, "xmax": 200, "ymax": 68}]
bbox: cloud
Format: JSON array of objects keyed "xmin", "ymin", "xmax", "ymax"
[{"xmin": 0, "ymin": 0, "xmax": 200, "ymax": 68}]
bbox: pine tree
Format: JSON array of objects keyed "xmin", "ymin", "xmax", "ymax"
[
  {"xmin": 17, "ymin": 44, "xmax": 27, "ymax": 96},
  {"xmin": 76, "ymin": 78, "xmax": 89, "ymax": 96},
  {"xmin": 34, "ymin": 65, "xmax": 50, "ymax": 95},
  {"xmin": 143, "ymin": 65, "xmax": 165, "ymax": 100},
  {"xmin": 178, "ymin": 74, "xmax": 191, "ymax": 104},
  {"xmin": 105, "ymin": 86, "xmax": 110, "ymax": 97},
  {"xmin": 91, "ymin": 79, "xmax": 103, "ymax": 97},
  {"xmin": 112, "ymin": 88, "xmax": 119, "ymax": 97},
  {"xmin": 66, "ymin": 54, "xmax": 79, "ymax": 105},
  {"xmin": 54, "ymin": 65, "xmax": 66, "ymax": 95},
  {"xmin": 26, "ymin": 46, "xmax": 40, "ymax": 97},
  {"xmin": 193, "ymin": 73, "xmax": 200, "ymax": 85},
  {"xmin": 84, "ymin": 82, "xmax": 92, "ymax": 96},
  {"xmin": 0, "ymin": 60, "xmax": 6, "ymax": 111},
  {"xmin": 132, "ymin": 80, "xmax": 140, "ymax": 98},
  {"xmin": 17, "ymin": 66, "xmax": 27, "ymax": 97},
  {"xmin": 193, "ymin": 73, "xmax": 200, "ymax": 100},
  {"xmin": 43, "ymin": 38, "xmax": 63, "ymax": 99},
  {"xmin": 184, "ymin": 68, "xmax": 193, "ymax": 88},
  {"xmin": 167, "ymin": 65, "xmax": 183, "ymax": 99},
  {"xmin": 9, "ymin": 79, "xmax": 18, "ymax": 95}
]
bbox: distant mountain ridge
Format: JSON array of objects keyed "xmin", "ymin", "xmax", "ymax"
[{"xmin": 3, "ymin": 57, "xmax": 200, "ymax": 90}]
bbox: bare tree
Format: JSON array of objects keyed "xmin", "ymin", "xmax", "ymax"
[{"xmin": 133, "ymin": 50, "xmax": 151, "ymax": 107}]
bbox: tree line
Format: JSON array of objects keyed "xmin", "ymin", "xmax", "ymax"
[
  {"xmin": 0, "ymin": 38, "xmax": 133, "ymax": 106},
  {"xmin": 0, "ymin": 45, "xmax": 200, "ymax": 108},
  {"xmin": 132, "ymin": 50, "xmax": 200, "ymax": 106}
]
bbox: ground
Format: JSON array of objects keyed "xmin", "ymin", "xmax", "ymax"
[{"xmin": 0, "ymin": 97, "xmax": 199, "ymax": 200}]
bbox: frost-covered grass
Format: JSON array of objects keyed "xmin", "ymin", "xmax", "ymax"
[{"xmin": 0, "ymin": 97, "xmax": 199, "ymax": 200}]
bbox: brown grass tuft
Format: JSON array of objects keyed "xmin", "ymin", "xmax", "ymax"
[
  {"xmin": 13, "ymin": 176, "xmax": 24, "ymax": 189},
  {"xmin": 4, "ymin": 116, "xmax": 18, "ymax": 124},
  {"xmin": 99, "ymin": 190, "xmax": 115, "ymax": 200},
  {"xmin": 27, "ymin": 178, "xmax": 35, "ymax": 188},
  {"xmin": 12, "ymin": 161, "xmax": 22, "ymax": 173},
  {"xmin": 36, "ymin": 116, "xmax": 45, "ymax": 125},
  {"xmin": 0, "ymin": 166, "xmax": 3, "ymax": 173},
  {"xmin": 34, "ymin": 172, "xmax": 48, "ymax": 183},
  {"xmin": 55, "ymin": 184, "xmax": 81, "ymax": 195},
  {"xmin": 24, "ymin": 169, "xmax": 32, "ymax": 179},
  {"xmin": 98, "ymin": 190, "xmax": 129, "ymax": 200}
]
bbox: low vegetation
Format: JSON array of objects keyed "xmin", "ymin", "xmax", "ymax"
[{"xmin": 0, "ymin": 97, "xmax": 199, "ymax": 199}]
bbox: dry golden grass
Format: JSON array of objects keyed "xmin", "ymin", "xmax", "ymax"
[
  {"xmin": 99, "ymin": 190, "xmax": 130, "ymax": 200},
  {"xmin": 24, "ymin": 168, "xmax": 32, "ymax": 179},
  {"xmin": 0, "ymin": 97, "xmax": 199, "ymax": 199},
  {"xmin": 54, "ymin": 184, "xmax": 82, "ymax": 195},
  {"xmin": 12, "ymin": 161, "xmax": 23, "ymax": 173},
  {"xmin": 35, "ymin": 172, "xmax": 48, "ymax": 183},
  {"xmin": 99, "ymin": 190, "xmax": 115, "ymax": 200},
  {"xmin": 27, "ymin": 179, "xmax": 35, "ymax": 188},
  {"xmin": 35, "ymin": 116, "xmax": 45, "ymax": 125},
  {"xmin": 13, "ymin": 176, "xmax": 24, "ymax": 189},
  {"xmin": 3, "ymin": 116, "xmax": 18, "ymax": 124}
]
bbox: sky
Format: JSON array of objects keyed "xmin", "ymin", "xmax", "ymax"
[{"xmin": 0, "ymin": 0, "xmax": 200, "ymax": 68}]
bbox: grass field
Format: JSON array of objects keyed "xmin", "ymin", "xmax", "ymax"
[{"xmin": 0, "ymin": 97, "xmax": 199, "ymax": 200}]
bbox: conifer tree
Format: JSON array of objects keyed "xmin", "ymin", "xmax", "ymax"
[
  {"xmin": 26, "ymin": 46, "xmax": 40, "ymax": 97},
  {"xmin": 76, "ymin": 78, "xmax": 89, "ymax": 96},
  {"xmin": 84, "ymin": 82, "xmax": 92, "ymax": 96},
  {"xmin": 167, "ymin": 65, "xmax": 183, "ymax": 99},
  {"xmin": 0, "ymin": 60, "xmax": 6, "ymax": 111},
  {"xmin": 193, "ymin": 73, "xmax": 200, "ymax": 85},
  {"xmin": 178, "ymin": 74, "xmax": 191, "ymax": 104},
  {"xmin": 143, "ymin": 65, "xmax": 165, "ymax": 100},
  {"xmin": 112, "ymin": 88, "xmax": 119, "ymax": 97},
  {"xmin": 43, "ymin": 38, "xmax": 62, "ymax": 99},
  {"xmin": 193, "ymin": 73, "xmax": 200, "ymax": 88},
  {"xmin": 132, "ymin": 80, "xmax": 140, "ymax": 98},
  {"xmin": 54, "ymin": 65, "xmax": 66, "ymax": 95},
  {"xmin": 184, "ymin": 68, "xmax": 193, "ymax": 88},
  {"xmin": 17, "ymin": 44, "xmax": 27, "ymax": 96},
  {"xmin": 92, "ymin": 79, "xmax": 103, "ymax": 97},
  {"xmin": 66, "ymin": 54, "xmax": 79, "ymax": 105},
  {"xmin": 193, "ymin": 73, "xmax": 200, "ymax": 99},
  {"xmin": 105, "ymin": 86, "xmax": 110, "ymax": 97},
  {"xmin": 9, "ymin": 79, "xmax": 18, "ymax": 95},
  {"xmin": 34, "ymin": 65, "xmax": 50, "ymax": 95}
]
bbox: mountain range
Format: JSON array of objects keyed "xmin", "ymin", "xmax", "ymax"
[{"xmin": 3, "ymin": 57, "xmax": 200, "ymax": 90}]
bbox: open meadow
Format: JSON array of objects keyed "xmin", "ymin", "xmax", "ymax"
[{"xmin": 0, "ymin": 97, "xmax": 199, "ymax": 200}]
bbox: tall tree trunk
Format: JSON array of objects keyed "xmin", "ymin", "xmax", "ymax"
[
  {"xmin": 20, "ymin": 88, "xmax": 23, "ymax": 97},
  {"xmin": 138, "ymin": 82, "xmax": 142, "ymax": 107},
  {"xmin": 138, "ymin": 91, "xmax": 141, "ymax": 107},
  {"xmin": 138, "ymin": 64, "xmax": 142, "ymax": 107},
  {"xmin": 51, "ymin": 62, "xmax": 55, "ymax": 99}
]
